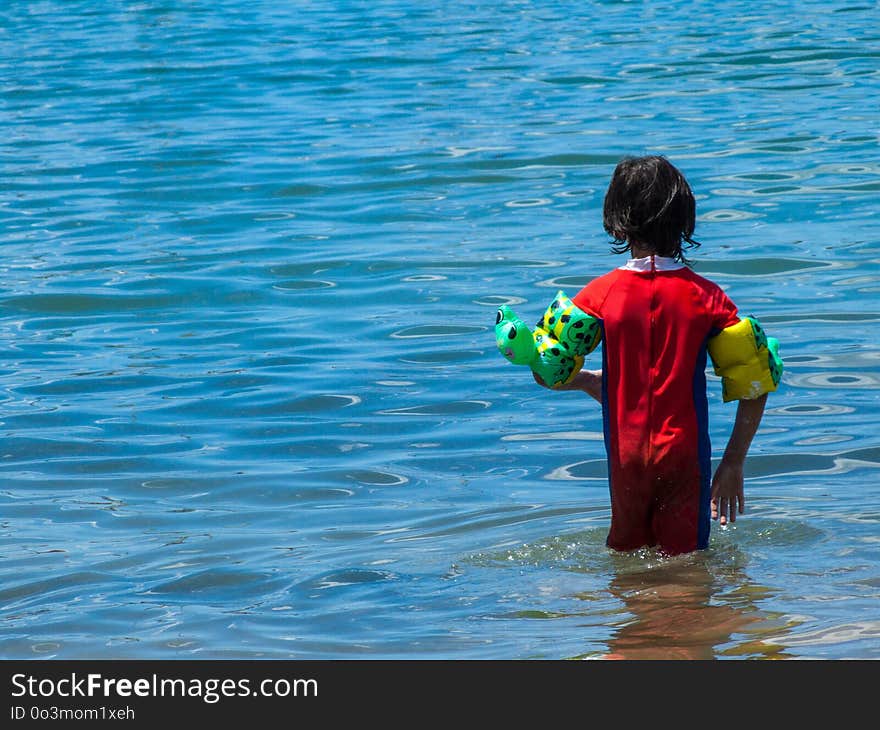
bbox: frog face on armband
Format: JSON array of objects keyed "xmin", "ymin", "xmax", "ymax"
[
  {"xmin": 495, "ymin": 306, "xmax": 536, "ymax": 365},
  {"xmin": 494, "ymin": 291, "xmax": 601, "ymax": 388}
]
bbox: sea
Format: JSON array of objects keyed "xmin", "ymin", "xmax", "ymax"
[{"xmin": 1, "ymin": 0, "xmax": 878, "ymax": 659}]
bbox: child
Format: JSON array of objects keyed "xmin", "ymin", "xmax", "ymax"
[{"xmin": 535, "ymin": 155, "xmax": 771, "ymax": 556}]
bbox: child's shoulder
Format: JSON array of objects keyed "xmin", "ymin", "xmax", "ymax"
[
  {"xmin": 572, "ymin": 267, "xmax": 625, "ymax": 312},
  {"xmin": 575, "ymin": 264, "xmax": 732, "ymax": 314},
  {"xmin": 674, "ymin": 266, "xmax": 728, "ymax": 296}
]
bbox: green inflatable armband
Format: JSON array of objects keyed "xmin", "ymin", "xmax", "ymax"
[
  {"xmin": 495, "ymin": 291, "xmax": 601, "ymax": 388},
  {"xmin": 707, "ymin": 316, "xmax": 784, "ymax": 402}
]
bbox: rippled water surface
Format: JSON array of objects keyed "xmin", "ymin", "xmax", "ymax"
[{"xmin": 2, "ymin": 0, "xmax": 879, "ymax": 659}]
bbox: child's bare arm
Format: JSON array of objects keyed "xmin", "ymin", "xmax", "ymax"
[
  {"xmin": 711, "ymin": 393, "xmax": 768, "ymax": 525},
  {"xmin": 533, "ymin": 369, "xmax": 602, "ymax": 403}
]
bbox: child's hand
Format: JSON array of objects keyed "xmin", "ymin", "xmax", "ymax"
[
  {"xmin": 710, "ymin": 458, "xmax": 745, "ymax": 525},
  {"xmin": 533, "ymin": 369, "xmax": 602, "ymax": 402},
  {"xmin": 571, "ymin": 369, "xmax": 602, "ymax": 402}
]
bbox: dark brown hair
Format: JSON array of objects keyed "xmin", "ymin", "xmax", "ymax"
[{"xmin": 603, "ymin": 155, "xmax": 700, "ymax": 264}]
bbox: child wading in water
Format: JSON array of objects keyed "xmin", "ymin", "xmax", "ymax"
[{"xmin": 535, "ymin": 156, "xmax": 772, "ymax": 556}]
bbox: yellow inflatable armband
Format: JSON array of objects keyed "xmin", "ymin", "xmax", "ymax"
[{"xmin": 708, "ymin": 316, "xmax": 783, "ymax": 402}]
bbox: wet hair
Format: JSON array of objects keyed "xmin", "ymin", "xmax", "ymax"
[{"xmin": 602, "ymin": 155, "xmax": 700, "ymax": 264}]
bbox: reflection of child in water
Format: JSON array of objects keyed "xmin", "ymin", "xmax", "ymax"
[
  {"xmin": 536, "ymin": 156, "xmax": 771, "ymax": 555},
  {"xmin": 599, "ymin": 558, "xmax": 789, "ymax": 660}
]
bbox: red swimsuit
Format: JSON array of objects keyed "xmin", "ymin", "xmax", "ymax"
[{"xmin": 573, "ymin": 257, "xmax": 740, "ymax": 555}]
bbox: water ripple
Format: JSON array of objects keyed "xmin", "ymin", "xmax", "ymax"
[{"xmin": 2, "ymin": 0, "xmax": 879, "ymax": 660}]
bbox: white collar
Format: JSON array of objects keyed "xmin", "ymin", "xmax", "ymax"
[{"xmin": 618, "ymin": 255, "xmax": 685, "ymax": 272}]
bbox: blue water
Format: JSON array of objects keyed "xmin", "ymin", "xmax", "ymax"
[{"xmin": 1, "ymin": 0, "xmax": 878, "ymax": 659}]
